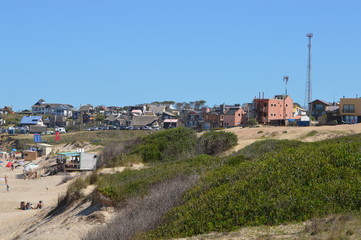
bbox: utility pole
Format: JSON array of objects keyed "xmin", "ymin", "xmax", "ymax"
[
  {"xmin": 305, "ymin": 33, "xmax": 313, "ymax": 113},
  {"xmin": 283, "ymin": 75, "xmax": 289, "ymax": 96}
]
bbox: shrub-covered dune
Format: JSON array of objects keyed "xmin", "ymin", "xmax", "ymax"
[
  {"xmin": 146, "ymin": 135, "xmax": 361, "ymax": 239},
  {"xmin": 83, "ymin": 130, "xmax": 361, "ymax": 240}
]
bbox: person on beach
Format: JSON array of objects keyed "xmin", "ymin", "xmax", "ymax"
[
  {"xmin": 36, "ymin": 201, "xmax": 44, "ymax": 209},
  {"xmin": 20, "ymin": 201, "xmax": 26, "ymax": 210}
]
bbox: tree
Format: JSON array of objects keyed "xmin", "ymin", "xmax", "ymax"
[{"xmin": 246, "ymin": 118, "xmax": 258, "ymax": 127}]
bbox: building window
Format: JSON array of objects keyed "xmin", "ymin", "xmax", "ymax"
[
  {"xmin": 314, "ymin": 104, "xmax": 324, "ymax": 110},
  {"xmin": 343, "ymin": 104, "xmax": 355, "ymax": 113}
]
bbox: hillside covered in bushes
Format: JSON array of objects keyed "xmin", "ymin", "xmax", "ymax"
[{"xmin": 80, "ymin": 129, "xmax": 361, "ymax": 240}]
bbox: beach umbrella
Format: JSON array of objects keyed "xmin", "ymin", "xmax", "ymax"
[
  {"xmin": 0, "ymin": 161, "xmax": 4, "ymax": 163},
  {"xmin": 11, "ymin": 149, "xmax": 17, "ymax": 152}
]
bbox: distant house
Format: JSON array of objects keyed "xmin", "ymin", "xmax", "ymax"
[
  {"xmin": 107, "ymin": 106, "xmax": 123, "ymax": 114},
  {"xmin": 78, "ymin": 104, "xmax": 95, "ymax": 113},
  {"xmin": 203, "ymin": 112, "xmax": 224, "ymax": 130},
  {"xmin": 131, "ymin": 115, "xmax": 159, "ymax": 128},
  {"xmin": 0, "ymin": 106, "xmax": 14, "ymax": 115},
  {"xmin": 163, "ymin": 119, "xmax": 178, "ymax": 129},
  {"xmin": 309, "ymin": 99, "xmax": 332, "ymax": 120},
  {"xmin": 293, "ymin": 105, "xmax": 307, "ymax": 118},
  {"xmin": 32, "ymin": 99, "xmax": 74, "ymax": 118},
  {"xmin": 128, "ymin": 105, "xmax": 146, "ymax": 114},
  {"xmin": 185, "ymin": 111, "xmax": 204, "ymax": 130},
  {"xmin": 223, "ymin": 105, "xmax": 247, "ymax": 127},
  {"xmin": 48, "ymin": 115, "xmax": 68, "ymax": 127},
  {"xmin": 253, "ymin": 95, "xmax": 293, "ymax": 125},
  {"xmin": 95, "ymin": 105, "xmax": 112, "ymax": 116},
  {"xmin": 104, "ymin": 114, "xmax": 128, "ymax": 127},
  {"xmin": 131, "ymin": 109, "xmax": 143, "ymax": 116},
  {"xmin": 339, "ymin": 98, "xmax": 361, "ymax": 123},
  {"xmin": 162, "ymin": 111, "xmax": 177, "ymax": 120},
  {"xmin": 20, "ymin": 116, "xmax": 44, "ymax": 127},
  {"xmin": 147, "ymin": 104, "xmax": 166, "ymax": 115}
]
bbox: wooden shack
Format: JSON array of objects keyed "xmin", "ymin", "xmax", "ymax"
[{"xmin": 23, "ymin": 150, "xmax": 37, "ymax": 161}]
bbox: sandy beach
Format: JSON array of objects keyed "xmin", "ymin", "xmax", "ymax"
[{"xmin": 0, "ymin": 155, "xmax": 71, "ymax": 240}]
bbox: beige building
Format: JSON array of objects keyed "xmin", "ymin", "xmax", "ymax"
[{"xmin": 339, "ymin": 98, "xmax": 361, "ymax": 123}]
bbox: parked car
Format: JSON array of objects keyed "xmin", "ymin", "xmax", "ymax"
[{"xmin": 55, "ymin": 127, "xmax": 66, "ymax": 133}]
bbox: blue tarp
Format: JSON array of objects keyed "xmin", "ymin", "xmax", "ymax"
[
  {"xmin": 33, "ymin": 134, "xmax": 42, "ymax": 143},
  {"xmin": 297, "ymin": 121, "xmax": 310, "ymax": 126}
]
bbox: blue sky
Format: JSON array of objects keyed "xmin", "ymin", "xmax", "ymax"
[{"xmin": 1, "ymin": 1, "xmax": 360, "ymax": 110}]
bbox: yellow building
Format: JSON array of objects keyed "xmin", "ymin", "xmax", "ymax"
[{"xmin": 339, "ymin": 98, "xmax": 361, "ymax": 123}]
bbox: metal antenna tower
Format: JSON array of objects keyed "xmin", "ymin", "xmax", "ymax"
[{"xmin": 305, "ymin": 33, "xmax": 313, "ymax": 111}]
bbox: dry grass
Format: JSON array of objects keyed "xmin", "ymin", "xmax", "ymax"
[{"xmin": 84, "ymin": 174, "xmax": 199, "ymax": 240}]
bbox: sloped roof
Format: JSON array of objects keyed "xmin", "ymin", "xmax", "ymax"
[
  {"xmin": 310, "ymin": 99, "xmax": 332, "ymax": 106},
  {"xmin": 163, "ymin": 111, "xmax": 176, "ymax": 117},
  {"xmin": 224, "ymin": 107, "xmax": 243, "ymax": 115},
  {"xmin": 79, "ymin": 104, "xmax": 94, "ymax": 112},
  {"xmin": 20, "ymin": 116, "xmax": 43, "ymax": 125},
  {"xmin": 32, "ymin": 103, "xmax": 74, "ymax": 109},
  {"xmin": 131, "ymin": 115, "xmax": 158, "ymax": 127},
  {"xmin": 148, "ymin": 104, "xmax": 166, "ymax": 114},
  {"xmin": 104, "ymin": 114, "xmax": 128, "ymax": 122}
]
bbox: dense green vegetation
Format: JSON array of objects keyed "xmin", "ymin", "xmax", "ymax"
[
  {"xmin": 84, "ymin": 130, "xmax": 361, "ymax": 240},
  {"xmin": 136, "ymin": 127, "xmax": 197, "ymax": 162},
  {"xmin": 96, "ymin": 128, "xmax": 238, "ymax": 202},
  {"xmin": 197, "ymin": 131, "xmax": 238, "ymax": 155},
  {"xmin": 146, "ymin": 136, "xmax": 361, "ymax": 239}
]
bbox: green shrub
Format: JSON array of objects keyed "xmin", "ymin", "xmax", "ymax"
[
  {"xmin": 136, "ymin": 127, "xmax": 197, "ymax": 162},
  {"xmin": 197, "ymin": 131, "xmax": 238, "ymax": 155},
  {"xmin": 146, "ymin": 137, "xmax": 361, "ymax": 239},
  {"xmin": 246, "ymin": 118, "xmax": 258, "ymax": 127}
]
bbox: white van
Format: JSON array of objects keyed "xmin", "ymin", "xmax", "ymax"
[{"xmin": 55, "ymin": 127, "xmax": 66, "ymax": 133}]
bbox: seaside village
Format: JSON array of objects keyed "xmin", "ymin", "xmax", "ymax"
[{"xmin": 0, "ymin": 95, "xmax": 360, "ymax": 210}]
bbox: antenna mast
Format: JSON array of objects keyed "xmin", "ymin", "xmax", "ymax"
[
  {"xmin": 283, "ymin": 75, "xmax": 289, "ymax": 96},
  {"xmin": 305, "ymin": 33, "xmax": 313, "ymax": 111}
]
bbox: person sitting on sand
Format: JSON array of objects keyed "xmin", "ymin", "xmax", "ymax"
[
  {"xmin": 36, "ymin": 200, "xmax": 44, "ymax": 209},
  {"xmin": 25, "ymin": 202, "xmax": 32, "ymax": 210},
  {"xmin": 20, "ymin": 201, "xmax": 26, "ymax": 210}
]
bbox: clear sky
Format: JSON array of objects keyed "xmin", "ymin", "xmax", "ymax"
[{"xmin": 1, "ymin": 1, "xmax": 360, "ymax": 111}]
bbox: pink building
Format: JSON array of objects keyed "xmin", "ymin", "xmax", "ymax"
[
  {"xmin": 223, "ymin": 107, "xmax": 247, "ymax": 127},
  {"xmin": 253, "ymin": 95, "xmax": 293, "ymax": 125}
]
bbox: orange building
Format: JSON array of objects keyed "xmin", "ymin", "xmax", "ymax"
[
  {"xmin": 223, "ymin": 106, "xmax": 247, "ymax": 127},
  {"xmin": 253, "ymin": 95, "xmax": 293, "ymax": 125}
]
